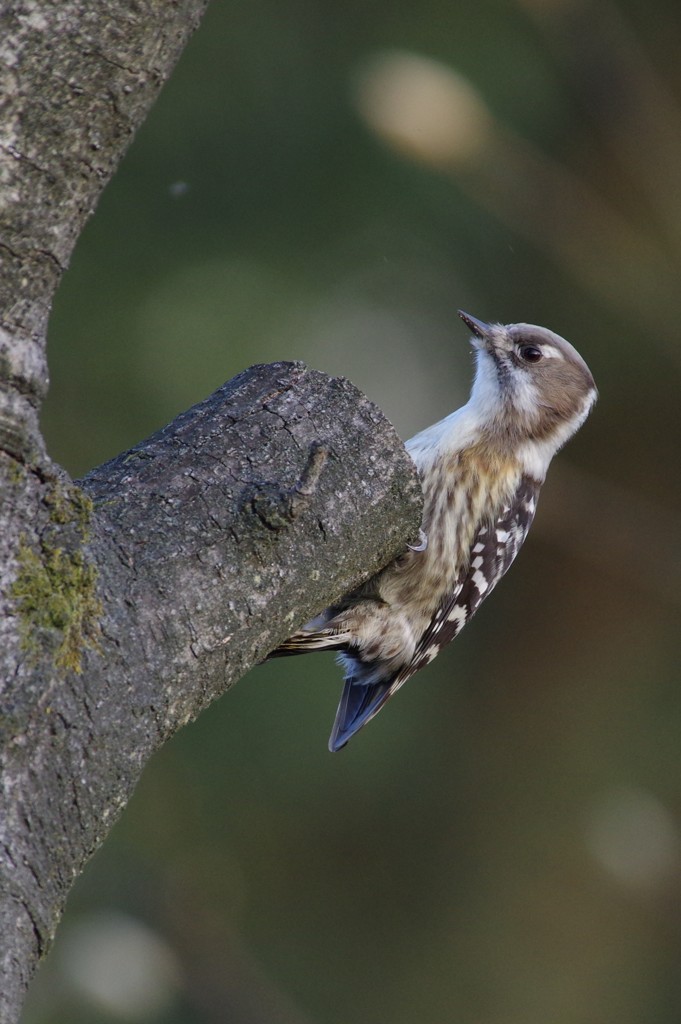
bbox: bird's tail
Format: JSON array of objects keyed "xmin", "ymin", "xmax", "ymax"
[
  {"xmin": 328, "ymin": 676, "xmax": 394, "ymax": 751},
  {"xmin": 269, "ymin": 617, "xmax": 399, "ymax": 751}
]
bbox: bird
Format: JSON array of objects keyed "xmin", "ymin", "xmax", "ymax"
[{"xmin": 274, "ymin": 311, "xmax": 597, "ymax": 751}]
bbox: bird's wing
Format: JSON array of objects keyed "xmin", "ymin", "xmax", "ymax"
[
  {"xmin": 404, "ymin": 474, "xmax": 541, "ymax": 676},
  {"xmin": 328, "ymin": 475, "xmax": 541, "ymax": 749},
  {"xmin": 270, "ymin": 627, "xmax": 350, "ymax": 657}
]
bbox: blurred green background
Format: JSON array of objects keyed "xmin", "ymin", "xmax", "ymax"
[{"xmin": 24, "ymin": 0, "xmax": 681, "ymax": 1021}]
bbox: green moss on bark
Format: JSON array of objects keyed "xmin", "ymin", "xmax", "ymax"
[
  {"xmin": 44, "ymin": 481, "xmax": 94, "ymax": 534},
  {"xmin": 11, "ymin": 484, "xmax": 102, "ymax": 674}
]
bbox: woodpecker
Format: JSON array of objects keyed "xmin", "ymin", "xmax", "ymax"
[{"xmin": 275, "ymin": 312, "xmax": 597, "ymax": 751}]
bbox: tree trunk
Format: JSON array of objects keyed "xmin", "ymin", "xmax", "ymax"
[{"xmin": 0, "ymin": 2, "xmax": 423, "ymax": 1018}]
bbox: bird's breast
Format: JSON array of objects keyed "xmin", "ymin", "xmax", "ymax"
[{"xmin": 377, "ymin": 446, "xmax": 523, "ymax": 630}]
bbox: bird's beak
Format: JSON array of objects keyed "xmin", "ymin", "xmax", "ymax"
[{"xmin": 458, "ymin": 310, "xmax": 491, "ymax": 341}]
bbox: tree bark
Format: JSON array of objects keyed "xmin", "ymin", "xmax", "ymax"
[{"xmin": 0, "ymin": 2, "xmax": 424, "ymax": 1019}]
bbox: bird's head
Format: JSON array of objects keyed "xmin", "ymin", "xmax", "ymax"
[{"xmin": 459, "ymin": 310, "xmax": 597, "ymax": 451}]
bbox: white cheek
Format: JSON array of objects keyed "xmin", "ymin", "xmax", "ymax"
[{"xmin": 509, "ymin": 366, "xmax": 540, "ymax": 418}]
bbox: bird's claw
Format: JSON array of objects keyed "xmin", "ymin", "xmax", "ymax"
[{"xmin": 407, "ymin": 529, "xmax": 428, "ymax": 552}]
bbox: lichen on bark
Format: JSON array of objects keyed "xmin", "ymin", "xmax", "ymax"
[{"xmin": 10, "ymin": 482, "xmax": 102, "ymax": 673}]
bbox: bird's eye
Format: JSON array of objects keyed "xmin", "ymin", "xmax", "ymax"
[{"xmin": 519, "ymin": 345, "xmax": 543, "ymax": 363}]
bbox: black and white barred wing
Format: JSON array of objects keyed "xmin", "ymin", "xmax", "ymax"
[
  {"xmin": 400, "ymin": 475, "xmax": 541, "ymax": 680},
  {"xmin": 328, "ymin": 476, "xmax": 540, "ymax": 750}
]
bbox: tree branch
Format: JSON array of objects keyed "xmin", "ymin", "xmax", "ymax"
[
  {"xmin": 0, "ymin": 360, "xmax": 421, "ymax": 1020},
  {"xmin": 0, "ymin": 0, "xmax": 209, "ymax": 466},
  {"xmin": 0, "ymin": 4, "xmax": 423, "ymax": 1018}
]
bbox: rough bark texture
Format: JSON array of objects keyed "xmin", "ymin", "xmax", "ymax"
[
  {"xmin": 0, "ymin": 0, "xmax": 209, "ymax": 467},
  {"xmin": 0, "ymin": 2, "xmax": 423, "ymax": 1020},
  {"xmin": 0, "ymin": 365, "xmax": 421, "ymax": 1021}
]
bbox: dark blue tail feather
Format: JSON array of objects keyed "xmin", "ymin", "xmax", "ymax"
[{"xmin": 328, "ymin": 679, "xmax": 394, "ymax": 751}]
